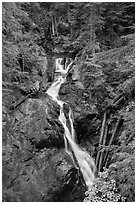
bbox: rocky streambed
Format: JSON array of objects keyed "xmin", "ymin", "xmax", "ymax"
[
  {"xmin": 2, "ymin": 58, "xmax": 106, "ymax": 202},
  {"xmin": 3, "ymin": 52, "xmax": 134, "ymax": 201},
  {"xmin": 2, "ymin": 79, "xmax": 92, "ymax": 202}
]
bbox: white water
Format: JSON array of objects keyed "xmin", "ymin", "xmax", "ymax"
[{"xmin": 46, "ymin": 58, "xmax": 96, "ymax": 188}]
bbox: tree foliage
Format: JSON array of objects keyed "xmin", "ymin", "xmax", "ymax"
[
  {"xmin": 2, "ymin": 2, "xmax": 45, "ymax": 84},
  {"xmin": 18, "ymin": 2, "xmax": 134, "ymax": 54}
]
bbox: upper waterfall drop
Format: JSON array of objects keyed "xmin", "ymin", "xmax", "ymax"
[{"xmin": 46, "ymin": 57, "xmax": 96, "ymax": 189}]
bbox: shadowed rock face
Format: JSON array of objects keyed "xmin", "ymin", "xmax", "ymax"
[
  {"xmin": 17, "ymin": 97, "xmax": 64, "ymax": 149},
  {"xmin": 2, "ymin": 91, "xmax": 86, "ymax": 202},
  {"xmin": 2, "ymin": 148, "xmax": 78, "ymax": 202}
]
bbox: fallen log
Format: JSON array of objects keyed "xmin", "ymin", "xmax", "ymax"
[
  {"xmin": 104, "ymin": 116, "xmax": 122, "ymax": 168},
  {"xmin": 112, "ymin": 93, "xmax": 124, "ymax": 104},
  {"xmin": 9, "ymin": 91, "xmax": 38, "ymax": 111},
  {"xmin": 98, "ymin": 123, "xmax": 108, "ymax": 173},
  {"xmin": 96, "ymin": 112, "xmax": 107, "ymax": 170}
]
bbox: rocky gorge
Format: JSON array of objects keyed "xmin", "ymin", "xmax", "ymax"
[{"xmin": 2, "ymin": 2, "xmax": 135, "ymax": 202}]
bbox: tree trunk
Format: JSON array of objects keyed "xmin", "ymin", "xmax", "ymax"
[
  {"xmin": 96, "ymin": 112, "xmax": 107, "ymax": 171},
  {"xmin": 90, "ymin": 3, "xmax": 96, "ymax": 63},
  {"xmin": 98, "ymin": 123, "xmax": 108, "ymax": 172},
  {"xmin": 52, "ymin": 15, "xmax": 55, "ymax": 36},
  {"xmin": 67, "ymin": 2, "xmax": 71, "ymax": 34},
  {"xmin": 67, "ymin": 2, "xmax": 70, "ymax": 24},
  {"xmin": 104, "ymin": 116, "xmax": 122, "ymax": 167}
]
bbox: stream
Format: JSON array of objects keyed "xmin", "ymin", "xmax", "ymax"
[{"xmin": 46, "ymin": 58, "xmax": 96, "ymax": 189}]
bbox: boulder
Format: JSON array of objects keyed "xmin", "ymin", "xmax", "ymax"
[
  {"xmin": 3, "ymin": 147, "xmax": 78, "ymax": 202},
  {"xmin": 10, "ymin": 97, "xmax": 64, "ymax": 149}
]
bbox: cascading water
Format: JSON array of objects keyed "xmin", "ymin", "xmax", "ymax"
[{"xmin": 46, "ymin": 58, "xmax": 96, "ymax": 189}]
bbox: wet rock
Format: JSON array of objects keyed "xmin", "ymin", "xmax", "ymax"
[
  {"xmin": 3, "ymin": 148, "xmax": 79, "ymax": 202},
  {"xmin": 3, "ymin": 90, "xmax": 88, "ymax": 202},
  {"xmin": 10, "ymin": 97, "xmax": 64, "ymax": 149},
  {"xmin": 74, "ymin": 113, "xmax": 101, "ymax": 145},
  {"xmin": 59, "ymin": 82, "xmax": 72, "ymax": 95}
]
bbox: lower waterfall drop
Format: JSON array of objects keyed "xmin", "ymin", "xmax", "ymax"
[{"xmin": 46, "ymin": 58, "xmax": 96, "ymax": 189}]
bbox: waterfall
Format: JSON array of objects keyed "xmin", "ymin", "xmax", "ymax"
[{"xmin": 46, "ymin": 58, "xmax": 96, "ymax": 189}]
